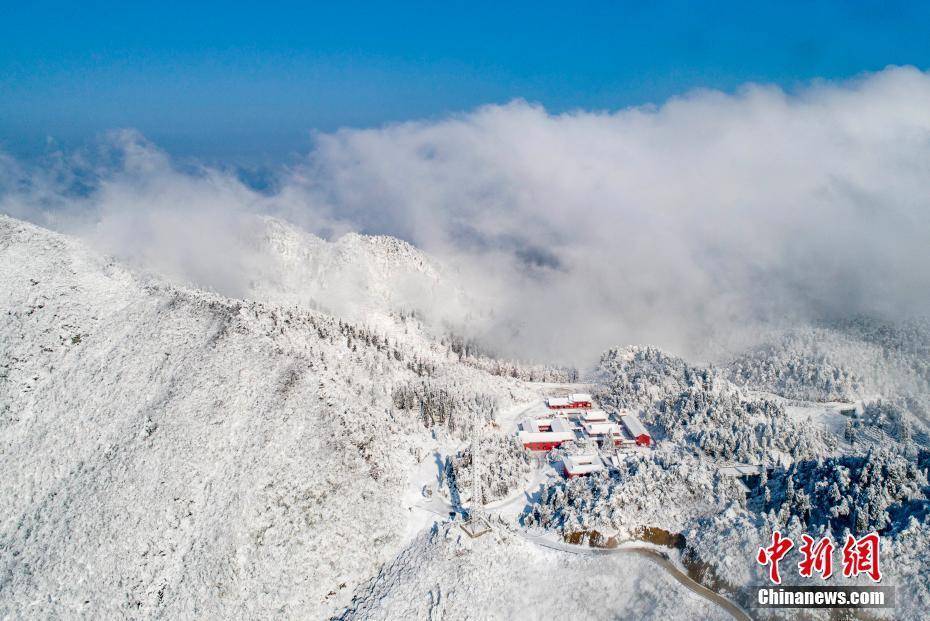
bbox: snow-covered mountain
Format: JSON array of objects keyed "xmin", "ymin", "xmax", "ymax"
[
  {"xmin": 0, "ymin": 215, "xmax": 527, "ymax": 618},
  {"xmin": 3, "ymin": 214, "xmax": 929, "ymax": 620},
  {"xmin": 241, "ymin": 217, "xmax": 479, "ymax": 336}
]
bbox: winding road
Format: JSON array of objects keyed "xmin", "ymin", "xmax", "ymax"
[
  {"xmin": 413, "ymin": 476, "xmax": 753, "ymax": 621},
  {"xmin": 519, "ymin": 533, "xmax": 753, "ymax": 621},
  {"xmin": 409, "ymin": 394, "xmax": 754, "ymax": 621}
]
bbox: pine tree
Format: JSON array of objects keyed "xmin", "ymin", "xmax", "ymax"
[{"xmin": 844, "ymin": 419, "xmax": 857, "ymax": 444}]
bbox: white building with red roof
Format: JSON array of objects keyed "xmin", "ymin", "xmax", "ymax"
[{"xmin": 546, "ymin": 393, "xmax": 594, "ymax": 410}]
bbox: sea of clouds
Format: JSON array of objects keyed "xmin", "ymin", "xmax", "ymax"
[{"xmin": 3, "ymin": 66, "xmax": 929, "ymax": 365}]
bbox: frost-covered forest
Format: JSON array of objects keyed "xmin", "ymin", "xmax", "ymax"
[
  {"xmin": 524, "ymin": 338, "xmax": 930, "ymax": 619},
  {"xmin": 727, "ymin": 323, "xmax": 930, "ymax": 416},
  {"xmin": 391, "ymin": 378, "xmax": 497, "ymax": 438},
  {"xmin": 0, "ymin": 216, "xmax": 536, "ymax": 619},
  {"xmin": 598, "ymin": 346, "xmax": 834, "ymax": 465},
  {"xmin": 525, "ymin": 452, "xmax": 745, "ymax": 537},
  {"xmin": 441, "ymin": 435, "xmax": 532, "ymax": 504},
  {"xmin": 2, "ymin": 214, "xmax": 930, "ymax": 620},
  {"xmin": 748, "ymin": 449, "xmax": 928, "ymax": 534}
]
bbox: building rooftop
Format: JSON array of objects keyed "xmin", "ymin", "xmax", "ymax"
[
  {"xmin": 563, "ymin": 453, "xmax": 605, "ymax": 476},
  {"xmin": 582, "ymin": 410, "xmax": 609, "ymax": 422},
  {"xmin": 568, "ymin": 393, "xmax": 593, "ymax": 402},
  {"xmin": 581, "ymin": 421, "xmax": 621, "ymax": 437},
  {"xmin": 550, "ymin": 417, "xmax": 573, "ymax": 433},
  {"xmin": 619, "ymin": 413, "xmax": 649, "ymax": 438}
]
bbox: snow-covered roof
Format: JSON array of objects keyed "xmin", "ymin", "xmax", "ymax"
[
  {"xmin": 519, "ymin": 417, "xmax": 575, "ymax": 442},
  {"xmin": 521, "ymin": 418, "xmax": 540, "ymax": 433},
  {"xmin": 518, "ymin": 430, "xmax": 575, "ymax": 444},
  {"xmin": 546, "ymin": 397, "xmax": 571, "ymax": 407},
  {"xmin": 620, "ymin": 414, "xmax": 649, "ymax": 438},
  {"xmin": 522, "ymin": 416, "xmax": 573, "ymax": 433},
  {"xmin": 582, "ymin": 410, "xmax": 608, "ymax": 422},
  {"xmin": 568, "ymin": 393, "xmax": 592, "ymax": 403},
  {"xmin": 582, "ymin": 422, "xmax": 621, "ymax": 436},
  {"xmin": 550, "ymin": 417, "xmax": 573, "ymax": 433},
  {"xmin": 563, "ymin": 453, "xmax": 605, "ymax": 475}
]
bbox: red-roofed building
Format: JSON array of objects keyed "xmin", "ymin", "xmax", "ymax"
[
  {"xmin": 619, "ymin": 413, "xmax": 651, "ymax": 447},
  {"xmin": 568, "ymin": 393, "xmax": 593, "ymax": 408},
  {"xmin": 546, "ymin": 393, "xmax": 594, "ymax": 410}
]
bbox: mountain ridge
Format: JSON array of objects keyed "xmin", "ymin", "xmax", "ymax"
[{"xmin": 0, "ymin": 214, "xmax": 530, "ymax": 618}]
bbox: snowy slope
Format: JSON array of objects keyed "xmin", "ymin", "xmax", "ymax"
[
  {"xmin": 0, "ymin": 215, "xmax": 528, "ymax": 618},
  {"xmin": 341, "ymin": 524, "xmax": 732, "ymax": 621},
  {"xmin": 238, "ymin": 216, "xmax": 479, "ymax": 338},
  {"xmin": 3, "ymin": 214, "xmax": 927, "ymax": 620}
]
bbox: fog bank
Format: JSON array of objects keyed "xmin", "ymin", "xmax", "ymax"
[{"xmin": 3, "ymin": 66, "xmax": 930, "ymax": 364}]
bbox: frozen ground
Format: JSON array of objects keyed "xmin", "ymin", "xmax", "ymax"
[
  {"xmin": 0, "ymin": 216, "xmax": 533, "ymax": 618},
  {"xmin": 341, "ymin": 524, "xmax": 733, "ymax": 621},
  {"xmin": 1, "ymin": 214, "xmax": 928, "ymax": 620}
]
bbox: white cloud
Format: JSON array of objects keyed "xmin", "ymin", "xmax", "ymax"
[{"xmin": 3, "ymin": 67, "xmax": 930, "ymax": 364}]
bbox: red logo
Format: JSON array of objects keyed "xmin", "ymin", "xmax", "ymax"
[
  {"xmin": 842, "ymin": 533, "xmax": 882, "ymax": 582},
  {"xmin": 757, "ymin": 531, "xmax": 794, "ymax": 584},
  {"xmin": 758, "ymin": 531, "xmax": 882, "ymax": 584},
  {"xmin": 798, "ymin": 535, "xmax": 835, "ymax": 579}
]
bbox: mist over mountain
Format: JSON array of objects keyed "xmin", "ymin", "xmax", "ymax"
[
  {"xmin": 3, "ymin": 66, "xmax": 930, "ymax": 365},
  {"xmin": 7, "ymin": 3, "xmax": 930, "ymax": 618},
  {"xmin": 7, "ymin": 210, "xmax": 927, "ymax": 620}
]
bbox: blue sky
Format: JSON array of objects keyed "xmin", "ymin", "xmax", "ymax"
[{"xmin": 2, "ymin": 1, "xmax": 929, "ymax": 163}]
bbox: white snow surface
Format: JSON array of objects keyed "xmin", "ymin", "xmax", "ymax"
[
  {"xmin": 0, "ymin": 215, "xmax": 530, "ymax": 618},
  {"xmin": 341, "ymin": 524, "xmax": 731, "ymax": 621},
  {"xmin": 242, "ymin": 216, "xmax": 479, "ymax": 335},
  {"xmin": 3, "ymin": 214, "xmax": 927, "ymax": 621}
]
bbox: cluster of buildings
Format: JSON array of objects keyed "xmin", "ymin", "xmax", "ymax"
[{"xmin": 516, "ymin": 392, "xmax": 653, "ymax": 479}]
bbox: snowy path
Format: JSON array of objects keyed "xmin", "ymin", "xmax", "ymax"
[
  {"xmin": 410, "ymin": 480, "xmax": 752, "ymax": 621},
  {"xmin": 518, "ymin": 533, "xmax": 753, "ymax": 621},
  {"xmin": 405, "ymin": 393, "xmax": 752, "ymax": 621}
]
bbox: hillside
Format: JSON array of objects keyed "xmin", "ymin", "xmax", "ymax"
[
  {"xmin": 241, "ymin": 217, "xmax": 479, "ymax": 336},
  {"xmin": 3, "ymin": 214, "xmax": 929, "ymax": 620},
  {"xmin": 340, "ymin": 524, "xmax": 732, "ymax": 621},
  {"xmin": 0, "ymin": 215, "xmax": 531, "ymax": 618}
]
